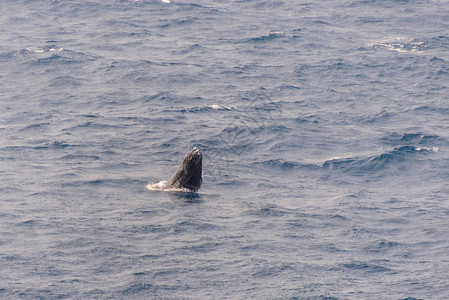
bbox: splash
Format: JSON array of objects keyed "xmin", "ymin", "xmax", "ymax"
[
  {"xmin": 146, "ymin": 180, "xmax": 193, "ymax": 193},
  {"xmin": 146, "ymin": 180, "xmax": 167, "ymax": 191}
]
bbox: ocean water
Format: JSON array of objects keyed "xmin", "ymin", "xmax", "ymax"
[{"xmin": 1, "ymin": 0, "xmax": 449, "ymax": 299}]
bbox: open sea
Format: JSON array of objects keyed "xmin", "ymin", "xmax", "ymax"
[{"xmin": 1, "ymin": 0, "xmax": 449, "ymax": 299}]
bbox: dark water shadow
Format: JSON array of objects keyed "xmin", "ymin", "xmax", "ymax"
[{"xmin": 167, "ymin": 190, "xmax": 203, "ymax": 206}]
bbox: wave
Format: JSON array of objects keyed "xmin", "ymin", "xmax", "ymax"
[
  {"xmin": 63, "ymin": 178, "xmax": 147, "ymax": 188},
  {"xmin": 132, "ymin": 0, "xmax": 170, "ymax": 4},
  {"xmin": 140, "ymin": 92, "xmax": 204, "ymax": 105},
  {"xmin": 158, "ymin": 17, "xmax": 198, "ymax": 28},
  {"xmin": 243, "ymin": 203, "xmax": 293, "ymax": 218},
  {"xmin": 252, "ymin": 158, "xmax": 322, "ymax": 173},
  {"xmin": 236, "ymin": 31, "xmax": 285, "ymax": 44},
  {"xmin": 49, "ymin": 75, "xmax": 85, "ymax": 87},
  {"xmin": 180, "ymin": 104, "xmax": 235, "ymax": 113},
  {"xmin": 381, "ymin": 132, "xmax": 445, "ymax": 146},
  {"xmin": 359, "ymin": 110, "xmax": 394, "ymax": 124},
  {"xmin": 322, "ymin": 146, "xmax": 438, "ymax": 174},
  {"xmin": 412, "ymin": 105, "xmax": 449, "ymax": 114},
  {"xmin": 60, "ymin": 154, "xmax": 101, "ymax": 161},
  {"xmin": 120, "ymin": 280, "xmax": 155, "ymax": 296},
  {"xmin": 257, "ymin": 159, "xmax": 299, "ymax": 169},
  {"xmin": 25, "ymin": 47, "xmax": 64, "ymax": 53},
  {"xmin": 340, "ymin": 261, "xmax": 393, "ymax": 273},
  {"xmin": 172, "ymin": 43, "xmax": 204, "ymax": 55},
  {"xmin": 199, "ymin": 122, "xmax": 288, "ymax": 158},
  {"xmin": 14, "ymin": 47, "xmax": 99, "ymax": 66},
  {"xmin": 367, "ymin": 36, "xmax": 449, "ymax": 53}
]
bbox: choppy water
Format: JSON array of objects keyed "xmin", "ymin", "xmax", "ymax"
[{"xmin": 1, "ymin": 0, "xmax": 449, "ymax": 299}]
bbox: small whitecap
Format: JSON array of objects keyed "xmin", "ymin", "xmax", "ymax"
[
  {"xmin": 209, "ymin": 104, "xmax": 233, "ymax": 110},
  {"xmin": 416, "ymin": 146, "xmax": 439, "ymax": 153},
  {"xmin": 368, "ymin": 37, "xmax": 428, "ymax": 53},
  {"xmin": 25, "ymin": 47, "xmax": 64, "ymax": 53}
]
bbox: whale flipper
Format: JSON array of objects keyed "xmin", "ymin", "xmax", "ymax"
[{"xmin": 164, "ymin": 147, "xmax": 202, "ymax": 192}]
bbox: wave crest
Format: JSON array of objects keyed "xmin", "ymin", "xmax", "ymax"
[{"xmin": 322, "ymin": 146, "xmax": 438, "ymax": 174}]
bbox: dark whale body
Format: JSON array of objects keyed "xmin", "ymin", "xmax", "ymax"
[{"xmin": 164, "ymin": 147, "xmax": 202, "ymax": 192}]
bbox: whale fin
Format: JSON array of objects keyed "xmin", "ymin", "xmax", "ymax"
[{"xmin": 165, "ymin": 147, "xmax": 202, "ymax": 192}]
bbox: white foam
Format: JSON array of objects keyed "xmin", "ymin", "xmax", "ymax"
[
  {"xmin": 416, "ymin": 146, "xmax": 439, "ymax": 153},
  {"xmin": 146, "ymin": 180, "xmax": 167, "ymax": 190},
  {"xmin": 25, "ymin": 48, "xmax": 64, "ymax": 53},
  {"xmin": 209, "ymin": 104, "xmax": 234, "ymax": 110},
  {"xmin": 146, "ymin": 181, "xmax": 193, "ymax": 192}
]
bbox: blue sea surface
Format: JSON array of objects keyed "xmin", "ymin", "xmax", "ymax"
[{"xmin": 1, "ymin": 0, "xmax": 449, "ymax": 299}]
